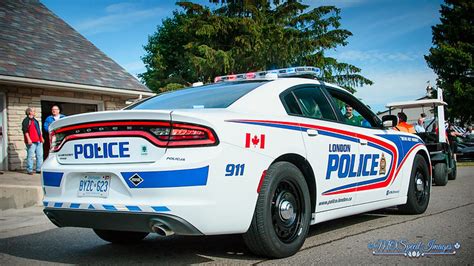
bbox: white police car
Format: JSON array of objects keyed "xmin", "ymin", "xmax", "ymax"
[{"xmin": 42, "ymin": 67, "xmax": 431, "ymax": 258}]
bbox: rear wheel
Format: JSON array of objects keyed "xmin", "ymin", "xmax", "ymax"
[
  {"xmin": 243, "ymin": 162, "xmax": 311, "ymax": 258},
  {"xmin": 433, "ymin": 163, "xmax": 448, "ymax": 186},
  {"xmin": 398, "ymin": 154, "xmax": 430, "ymax": 214},
  {"xmin": 93, "ymin": 229, "xmax": 149, "ymax": 244}
]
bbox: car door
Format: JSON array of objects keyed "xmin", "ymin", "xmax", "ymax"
[
  {"xmin": 324, "ymin": 87, "xmax": 404, "ymax": 206},
  {"xmin": 281, "ymin": 85, "xmax": 358, "ymax": 212}
]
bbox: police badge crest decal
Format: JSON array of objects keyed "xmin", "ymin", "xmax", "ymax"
[{"xmin": 379, "ymin": 153, "xmax": 386, "ymax": 175}]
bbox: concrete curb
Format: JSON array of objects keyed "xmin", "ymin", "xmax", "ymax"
[{"xmin": 0, "ymin": 185, "xmax": 43, "ymax": 210}]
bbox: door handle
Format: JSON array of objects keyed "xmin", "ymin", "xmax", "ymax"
[
  {"xmin": 306, "ymin": 129, "xmax": 319, "ymax": 136},
  {"xmin": 359, "ymin": 139, "xmax": 368, "ymax": 145}
]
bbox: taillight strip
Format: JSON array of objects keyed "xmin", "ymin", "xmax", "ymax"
[
  {"xmin": 50, "ymin": 121, "xmax": 219, "ymax": 152},
  {"xmin": 55, "ymin": 121, "xmax": 171, "ymax": 133},
  {"xmin": 52, "ymin": 131, "xmax": 169, "ymax": 152}
]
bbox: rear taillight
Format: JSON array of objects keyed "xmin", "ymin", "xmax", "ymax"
[
  {"xmin": 149, "ymin": 127, "xmax": 171, "ymax": 141},
  {"xmin": 49, "ymin": 131, "xmax": 66, "ymax": 152},
  {"xmin": 49, "ymin": 121, "xmax": 218, "ymax": 152},
  {"xmin": 166, "ymin": 123, "xmax": 217, "ymax": 147}
]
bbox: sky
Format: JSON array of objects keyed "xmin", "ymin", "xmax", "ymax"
[{"xmin": 41, "ymin": 0, "xmax": 444, "ymax": 112}]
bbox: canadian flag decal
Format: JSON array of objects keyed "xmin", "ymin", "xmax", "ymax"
[{"xmin": 245, "ymin": 133, "xmax": 265, "ymax": 149}]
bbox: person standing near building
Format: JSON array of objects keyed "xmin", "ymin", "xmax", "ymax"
[
  {"xmin": 44, "ymin": 105, "xmax": 65, "ymax": 132},
  {"xmin": 0, "ymin": 124, "xmax": 3, "ymax": 175},
  {"xmin": 22, "ymin": 107, "xmax": 43, "ymax": 174}
]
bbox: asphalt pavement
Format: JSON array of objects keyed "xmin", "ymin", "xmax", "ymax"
[{"xmin": 1, "ymin": 167, "xmax": 473, "ymax": 264}]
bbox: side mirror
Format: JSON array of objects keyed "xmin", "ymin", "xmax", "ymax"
[{"xmin": 382, "ymin": 115, "xmax": 398, "ymax": 128}]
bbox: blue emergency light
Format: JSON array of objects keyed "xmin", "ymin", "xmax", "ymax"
[{"xmin": 214, "ymin": 66, "xmax": 322, "ymax": 83}]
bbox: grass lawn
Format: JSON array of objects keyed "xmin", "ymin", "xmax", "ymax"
[{"xmin": 457, "ymin": 161, "xmax": 474, "ymax": 167}]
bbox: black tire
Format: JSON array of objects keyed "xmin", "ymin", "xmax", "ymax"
[
  {"xmin": 448, "ymin": 161, "xmax": 457, "ymax": 180},
  {"xmin": 433, "ymin": 163, "xmax": 448, "ymax": 186},
  {"xmin": 398, "ymin": 154, "xmax": 430, "ymax": 214},
  {"xmin": 243, "ymin": 162, "xmax": 311, "ymax": 258},
  {"xmin": 93, "ymin": 229, "xmax": 149, "ymax": 244}
]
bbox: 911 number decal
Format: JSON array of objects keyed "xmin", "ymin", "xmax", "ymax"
[{"xmin": 225, "ymin": 164, "xmax": 245, "ymax": 176}]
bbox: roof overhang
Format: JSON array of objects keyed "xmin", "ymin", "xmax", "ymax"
[
  {"xmin": 386, "ymin": 99, "xmax": 447, "ymax": 109},
  {"xmin": 0, "ymin": 75, "xmax": 155, "ymax": 97}
]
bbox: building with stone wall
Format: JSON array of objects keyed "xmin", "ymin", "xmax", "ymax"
[{"xmin": 0, "ymin": 0, "xmax": 154, "ymax": 171}]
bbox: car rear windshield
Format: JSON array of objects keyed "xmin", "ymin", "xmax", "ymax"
[{"xmin": 127, "ymin": 81, "xmax": 266, "ymax": 110}]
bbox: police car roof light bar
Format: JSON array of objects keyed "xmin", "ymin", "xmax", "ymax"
[{"xmin": 214, "ymin": 66, "xmax": 322, "ymax": 83}]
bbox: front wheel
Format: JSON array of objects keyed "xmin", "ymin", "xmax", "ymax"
[
  {"xmin": 93, "ymin": 229, "xmax": 149, "ymax": 244},
  {"xmin": 398, "ymin": 154, "xmax": 430, "ymax": 214},
  {"xmin": 243, "ymin": 162, "xmax": 311, "ymax": 258}
]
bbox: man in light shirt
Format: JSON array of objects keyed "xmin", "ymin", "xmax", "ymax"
[
  {"xmin": 415, "ymin": 118, "xmax": 426, "ymax": 133},
  {"xmin": 44, "ymin": 105, "xmax": 66, "ymax": 131}
]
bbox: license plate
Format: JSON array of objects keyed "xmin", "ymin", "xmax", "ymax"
[{"xmin": 78, "ymin": 175, "xmax": 111, "ymax": 198}]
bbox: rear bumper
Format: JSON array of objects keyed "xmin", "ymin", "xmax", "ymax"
[
  {"xmin": 41, "ymin": 143, "xmax": 274, "ymax": 235},
  {"xmin": 44, "ymin": 208, "xmax": 203, "ymax": 235}
]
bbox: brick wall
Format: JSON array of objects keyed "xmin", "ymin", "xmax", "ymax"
[{"xmin": 3, "ymin": 85, "xmax": 131, "ymax": 171}]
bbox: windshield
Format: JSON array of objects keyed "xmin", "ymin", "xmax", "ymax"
[{"xmin": 127, "ymin": 81, "xmax": 266, "ymax": 110}]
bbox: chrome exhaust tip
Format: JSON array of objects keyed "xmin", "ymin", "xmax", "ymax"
[{"xmin": 151, "ymin": 223, "xmax": 174, "ymax": 236}]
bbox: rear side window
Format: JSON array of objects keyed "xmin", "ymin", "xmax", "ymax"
[
  {"xmin": 282, "ymin": 93, "xmax": 303, "ymax": 115},
  {"xmin": 291, "ymin": 87, "xmax": 336, "ymax": 120},
  {"xmin": 128, "ymin": 81, "xmax": 266, "ymax": 110}
]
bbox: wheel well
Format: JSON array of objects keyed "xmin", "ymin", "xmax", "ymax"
[
  {"xmin": 416, "ymin": 150, "xmax": 432, "ymax": 180},
  {"xmin": 273, "ymin": 154, "xmax": 316, "ymax": 212}
]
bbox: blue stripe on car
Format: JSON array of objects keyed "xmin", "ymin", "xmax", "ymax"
[
  {"xmin": 121, "ymin": 166, "xmax": 209, "ymax": 188},
  {"xmin": 43, "ymin": 172, "xmax": 63, "ymax": 187},
  {"xmin": 103, "ymin": 205, "xmax": 117, "ymax": 211},
  {"xmin": 46, "ymin": 202, "xmax": 170, "ymax": 213},
  {"xmin": 126, "ymin": 205, "xmax": 142, "ymax": 212},
  {"xmin": 152, "ymin": 206, "xmax": 171, "ymax": 212},
  {"xmin": 229, "ymin": 120, "xmax": 304, "ymax": 132}
]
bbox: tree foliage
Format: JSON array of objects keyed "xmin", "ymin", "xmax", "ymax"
[
  {"xmin": 425, "ymin": 0, "xmax": 473, "ymax": 124},
  {"xmin": 140, "ymin": 0, "xmax": 373, "ymax": 93}
]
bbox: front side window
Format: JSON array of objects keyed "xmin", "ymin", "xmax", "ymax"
[{"xmin": 326, "ymin": 87, "xmax": 381, "ymax": 128}]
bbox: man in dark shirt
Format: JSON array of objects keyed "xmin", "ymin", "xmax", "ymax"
[
  {"xmin": 21, "ymin": 107, "xmax": 44, "ymax": 174},
  {"xmin": 447, "ymin": 123, "xmax": 462, "ymax": 161},
  {"xmin": 344, "ymin": 104, "xmax": 361, "ymax": 126}
]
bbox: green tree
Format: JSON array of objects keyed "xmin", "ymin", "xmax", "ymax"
[
  {"xmin": 425, "ymin": 0, "xmax": 473, "ymax": 125},
  {"xmin": 140, "ymin": 1, "xmax": 372, "ymax": 93}
]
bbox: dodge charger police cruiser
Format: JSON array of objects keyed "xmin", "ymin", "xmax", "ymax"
[{"xmin": 42, "ymin": 67, "xmax": 431, "ymax": 258}]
